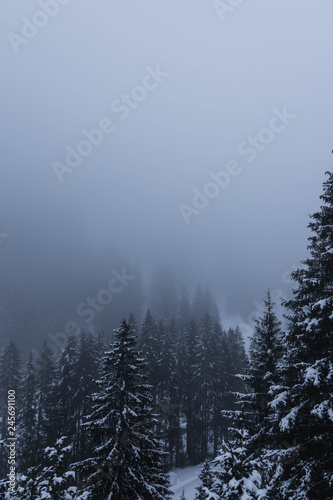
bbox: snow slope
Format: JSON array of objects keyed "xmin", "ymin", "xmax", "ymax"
[{"xmin": 169, "ymin": 464, "xmax": 203, "ymax": 499}]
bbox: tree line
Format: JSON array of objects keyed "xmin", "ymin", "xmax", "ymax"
[{"xmin": 0, "ymin": 292, "xmax": 247, "ymax": 498}]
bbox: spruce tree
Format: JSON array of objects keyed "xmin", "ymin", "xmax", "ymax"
[
  {"xmin": 35, "ymin": 343, "xmax": 59, "ymax": 461},
  {"xmin": 205, "ymin": 427, "xmax": 267, "ymax": 499},
  {"xmin": 81, "ymin": 319, "xmax": 172, "ymax": 499},
  {"xmin": 273, "ymin": 170, "xmax": 333, "ymax": 499},
  {"xmin": 241, "ymin": 290, "xmax": 282, "ymax": 451},
  {"xmin": 195, "ymin": 459, "xmax": 215, "ymax": 500},
  {"xmin": 19, "ymin": 352, "xmax": 38, "ymax": 470},
  {"xmin": 56, "ymin": 335, "xmax": 78, "ymax": 441},
  {"xmin": 183, "ymin": 318, "xmax": 201, "ymax": 464},
  {"xmin": 28, "ymin": 436, "xmax": 76, "ymax": 499},
  {"xmin": 196, "ymin": 314, "xmax": 218, "ymax": 460},
  {"xmin": 73, "ymin": 332, "xmax": 98, "ymax": 462}
]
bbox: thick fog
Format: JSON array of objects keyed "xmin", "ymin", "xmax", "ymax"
[{"xmin": 1, "ymin": 0, "xmax": 332, "ymax": 352}]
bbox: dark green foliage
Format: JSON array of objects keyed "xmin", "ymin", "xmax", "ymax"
[
  {"xmin": 272, "ymin": 171, "xmax": 333, "ymax": 499},
  {"xmin": 195, "ymin": 459, "xmax": 214, "ymax": 499},
  {"xmin": 80, "ymin": 319, "xmax": 172, "ymax": 499}
]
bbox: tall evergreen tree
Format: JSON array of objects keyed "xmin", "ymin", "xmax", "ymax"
[
  {"xmin": 196, "ymin": 314, "xmax": 217, "ymax": 460},
  {"xmin": 195, "ymin": 459, "xmax": 215, "ymax": 500},
  {"xmin": 80, "ymin": 319, "xmax": 172, "ymax": 499},
  {"xmin": 19, "ymin": 352, "xmax": 39, "ymax": 470},
  {"xmin": 198, "ymin": 296, "xmax": 282, "ymax": 499},
  {"xmin": 225, "ymin": 326, "xmax": 248, "ymax": 409},
  {"xmin": 183, "ymin": 318, "xmax": 201, "ymax": 464},
  {"xmin": 241, "ymin": 290, "xmax": 282, "ymax": 450},
  {"xmin": 35, "ymin": 343, "xmax": 59, "ymax": 461},
  {"xmin": 73, "ymin": 332, "xmax": 98, "ymax": 462},
  {"xmin": 56, "ymin": 335, "xmax": 78, "ymax": 441},
  {"xmin": 272, "ymin": 170, "xmax": 333, "ymax": 499}
]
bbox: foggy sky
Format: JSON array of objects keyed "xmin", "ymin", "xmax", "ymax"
[{"xmin": 1, "ymin": 0, "xmax": 333, "ymax": 340}]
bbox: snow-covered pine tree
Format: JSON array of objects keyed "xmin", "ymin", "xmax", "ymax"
[
  {"xmin": 272, "ymin": 170, "xmax": 333, "ymax": 499},
  {"xmin": 80, "ymin": 319, "xmax": 172, "ymax": 499},
  {"xmin": 208, "ymin": 427, "xmax": 268, "ymax": 499},
  {"xmin": 156, "ymin": 318, "xmax": 181, "ymax": 468},
  {"xmin": 56, "ymin": 335, "xmax": 78, "ymax": 443},
  {"xmin": 198, "ymin": 294, "xmax": 282, "ymax": 499},
  {"xmin": 195, "ymin": 459, "xmax": 216, "ymax": 500},
  {"xmin": 225, "ymin": 326, "xmax": 248, "ymax": 405},
  {"xmin": 183, "ymin": 318, "xmax": 201, "ymax": 464},
  {"xmin": 93, "ymin": 331, "xmax": 108, "ymax": 363},
  {"xmin": 241, "ymin": 290, "xmax": 283, "ymax": 451},
  {"xmin": 196, "ymin": 314, "xmax": 224, "ymax": 461},
  {"xmin": 29, "ymin": 436, "xmax": 76, "ymax": 499},
  {"xmin": 73, "ymin": 332, "xmax": 98, "ymax": 463}
]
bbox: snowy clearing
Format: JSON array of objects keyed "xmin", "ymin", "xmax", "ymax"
[{"xmin": 169, "ymin": 464, "xmax": 203, "ymax": 499}]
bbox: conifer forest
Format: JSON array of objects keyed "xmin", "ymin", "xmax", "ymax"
[{"xmin": 1, "ymin": 2, "xmax": 333, "ymax": 499}]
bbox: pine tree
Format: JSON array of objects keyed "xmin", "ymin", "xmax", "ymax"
[
  {"xmin": 240, "ymin": 291, "xmax": 282, "ymax": 451},
  {"xmin": 272, "ymin": 170, "xmax": 333, "ymax": 499},
  {"xmin": 73, "ymin": 332, "xmax": 98, "ymax": 462},
  {"xmin": 35, "ymin": 343, "xmax": 59, "ymax": 461},
  {"xmin": 206, "ymin": 427, "xmax": 268, "ymax": 499},
  {"xmin": 80, "ymin": 319, "xmax": 172, "ymax": 499},
  {"xmin": 19, "ymin": 352, "xmax": 39, "ymax": 470},
  {"xmin": 211, "ymin": 322, "xmax": 229, "ymax": 455},
  {"xmin": 196, "ymin": 314, "xmax": 217, "ymax": 460},
  {"xmin": 56, "ymin": 335, "xmax": 78, "ymax": 441},
  {"xmin": 183, "ymin": 318, "xmax": 201, "ymax": 464},
  {"xmin": 225, "ymin": 326, "xmax": 248, "ymax": 412},
  {"xmin": 29, "ymin": 436, "xmax": 76, "ymax": 499},
  {"xmin": 156, "ymin": 318, "xmax": 181, "ymax": 468},
  {"xmin": 195, "ymin": 459, "xmax": 215, "ymax": 500}
]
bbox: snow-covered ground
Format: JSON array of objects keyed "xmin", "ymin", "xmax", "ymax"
[{"xmin": 169, "ymin": 464, "xmax": 203, "ymax": 499}]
